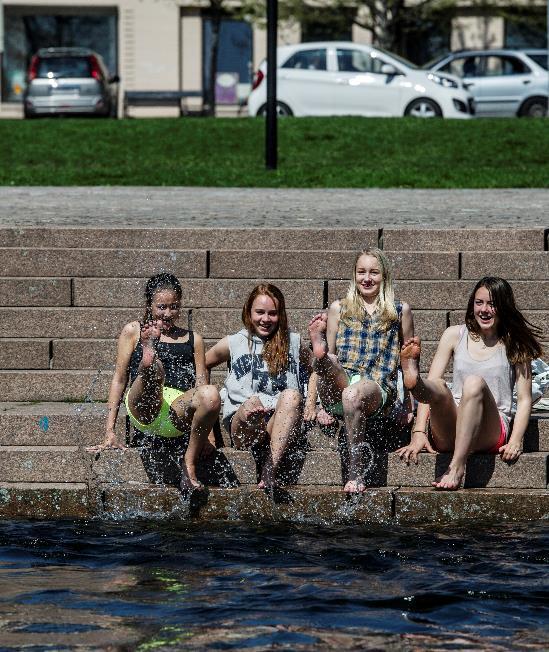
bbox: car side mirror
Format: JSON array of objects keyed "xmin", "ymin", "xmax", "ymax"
[
  {"xmin": 380, "ymin": 64, "xmax": 398, "ymax": 76},
  {"xmin": 109, "ymin": 74, "xmax": 120, "ymax": 84}
]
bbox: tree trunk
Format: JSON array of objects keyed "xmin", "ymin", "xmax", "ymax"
[{"xmin": 204, "ymin": 10, "xmax": 222, "ymax": 117}]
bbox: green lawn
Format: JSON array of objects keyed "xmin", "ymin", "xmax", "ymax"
[{"xmin": 1, "ymin": 116, "xmax": 548, "ymax": 187}]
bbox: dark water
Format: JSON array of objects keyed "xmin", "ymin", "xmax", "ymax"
[{"xmin": 0, "ymin": 520, "xmax": 547, "ymax": 651}]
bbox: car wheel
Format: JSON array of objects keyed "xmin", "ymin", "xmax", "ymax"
[
  {"xmin": 404, "ymin": 98, "xmax": 442, "ymax": 118},
  {"xmin": 257, "ymin": 101, "xmax": 293, "ymax": 117},
  {"xmin": 519, "ymin": 96, "xmax": 547, "ymax": 118}
]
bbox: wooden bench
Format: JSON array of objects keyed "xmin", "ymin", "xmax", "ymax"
[{"xmin": 123, "ymin": 90, "xmax": 203, "ymax": 117}]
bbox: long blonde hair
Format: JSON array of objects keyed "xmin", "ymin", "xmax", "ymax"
[{"xmin": 340, "ymin": 248, "xmax": 397, "ymax": 329}]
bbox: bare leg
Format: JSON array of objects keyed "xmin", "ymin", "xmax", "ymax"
[
  {"xmin": 433, "ymin": 376, "xmax": 502, "ymax": 490},
  {"xmin": 260, "ymin": 389, "xmax": 303, "ymax": 489},
  {"xmin": 172, "ymin": 385, "xmax": 221, "ymax": 493},
  {"xmin": 127, "ymin": 322, "xmax": 164, "ymax": 424},
  {"xmin": 341, "ymin": 379, "xmax": 382, "ymax": 493},
  {"xmin": 308, "ymin": 313, "xmax": 349, "ymax": 409},
  {"xmin": 230, "ymin": 396, "xmax": 271, "ymax": 450}
]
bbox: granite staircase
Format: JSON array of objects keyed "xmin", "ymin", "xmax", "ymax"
[{"xmin": 0, "ymin": 226, "xmax": 547, "ymax": 523}]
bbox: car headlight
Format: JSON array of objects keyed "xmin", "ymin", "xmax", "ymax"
[{"xmin": 427, "ymin": 73, "xmax": 458, "ymax": 89}]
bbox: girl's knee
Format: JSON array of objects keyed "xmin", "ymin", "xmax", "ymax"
[
  {"xmin": 461, "ymin": 375, "xmax": 487, "ymax": 400},
  {"xmin": 276, "ymin": 389, "xmax": 302, "ymax": 411},
  {"xmin": 195, "ymin": 384, "xmax": 221, "ymax": 412},
  {"xmin": 342, "ymin": 381, "xmax": 378, "ymax": 413}
]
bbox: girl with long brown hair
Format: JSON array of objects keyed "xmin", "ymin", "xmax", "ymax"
[
  {"xmin": 206, "ymin": 283, "xmax": 315, "ymax": 489},
  {"xmin": 398, "ymin": 276, "xmax": 543, "ymax": 490}
]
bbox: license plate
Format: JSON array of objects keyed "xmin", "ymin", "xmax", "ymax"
[{"xmin": 51, "ymin": 85, "xmax": 80, "ymax": 94}]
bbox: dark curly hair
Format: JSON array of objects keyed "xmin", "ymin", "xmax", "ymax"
[{"xmin": 142, "ymin": 273, "xmax": 182, "ymax": 323}]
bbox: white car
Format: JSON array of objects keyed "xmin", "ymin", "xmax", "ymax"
[
  {"xmin": 248, "ymin": 42, "xmax": 474, "ymax": 118},
  {"xmin": 428, "ymin": 49, "xmax": 548, "ymax": 117}
]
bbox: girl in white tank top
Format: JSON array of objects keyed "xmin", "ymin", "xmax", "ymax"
[{"xmin": 397, "ymin": 277, "xmax": 542, "ymax": 491}]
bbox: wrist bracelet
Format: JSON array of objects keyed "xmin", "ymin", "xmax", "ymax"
[{"xmin": 412, "ymin": 429, "xmax": 427, "ymax": 434}]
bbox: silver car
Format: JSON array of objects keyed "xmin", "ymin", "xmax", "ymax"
[
  {"xmin": 427, "ymin": 49, "xmax": 548, "ymax": 117},
  {"xmin": 23, "ymin": 47, "xmax": 120, "ymax": 118}
]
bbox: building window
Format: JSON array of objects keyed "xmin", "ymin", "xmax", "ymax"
[{"xmin": 203, "ymin": 19, "xmax": 252, "ymax": 102}]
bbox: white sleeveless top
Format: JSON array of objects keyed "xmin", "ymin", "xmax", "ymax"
[
  {"xmin": 222, "ymin": 329, "xmax": 302, "ymax": 424},
  {"xmin": 452, "ymin": 326, "xmax": 515, "ymax": 423}
]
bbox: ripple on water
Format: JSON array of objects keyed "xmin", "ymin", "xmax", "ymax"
[{"xmin": 0, "ymin": 520, "xmax": 547, "ymax": 650}]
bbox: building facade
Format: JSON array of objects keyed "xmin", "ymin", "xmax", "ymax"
[{"xmin": 1, "ymin": 0, "xmax": 546, "ymax": 113}]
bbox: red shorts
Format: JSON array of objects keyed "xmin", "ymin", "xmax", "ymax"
[{"xmin": 429, "ymin": 413, "xmax": 508, "ymax": 454}]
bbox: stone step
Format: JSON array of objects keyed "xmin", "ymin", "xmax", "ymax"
[
  {"xmin": 0, "ymin": 446, "xmax": 88, "ymax": 482},
  {"xmin": 0, "ymin": 482, "xmax": 89, "ymax": 518},
  {"xmin": 88, "ymin": 447, "xmax": 344, "ymax": 487},
  {"xmin": 0, "ymin": 403, "xmax": 547, "ymax": 452},
  {"xmin": 1, "ymin": 482, "xmax": 545, "ymax": 523},
  {"xmin": 72, "ymin": 278, "xmax": 324, "ymax": 309},
  {"xmin": 387, "ymin": 451, "xmax": 548, "ymax": 489},
  {"xmin": 0, "ymin": 248, "xmax": 207, "ymax": 278},
  {"xmin": 0, "ymin": 227, "xmax": 543, "ymax": 252},
  {"xmin": 0, "ymin": 278, "xmax": 71, "ymax": 306},
  {"xmin": 0, "ymin": 227, "xmax": 379, "ymax": 251},
  {"xmin": 0, "ymin": 371, "xmax": 111, "ymax": 401}
]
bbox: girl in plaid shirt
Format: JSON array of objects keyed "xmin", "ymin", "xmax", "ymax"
[{"xmin": 308, "ymin": 248, "xmax": 414, "ymax": 494}]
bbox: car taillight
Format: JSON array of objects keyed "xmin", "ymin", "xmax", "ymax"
[
  {"xmin": 28, "ymin": 55, "xmax": 39, "ymax": 81},
  {"xmin": 89, "ymin": 55, "xmax": 102, "ymax": 80},
  {"xmin": 252, "ymin": 69, "xmax": 264, "ymax": 91}
]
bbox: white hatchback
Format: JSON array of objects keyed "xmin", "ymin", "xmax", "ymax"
[{"xmin": 248, "ymin": 42, "xmax": 474, "ymax": 119}]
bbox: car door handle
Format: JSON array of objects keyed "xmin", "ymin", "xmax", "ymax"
[{"xmin": 523, "ymin": 80, "xmax": 531, "ymax": 84}]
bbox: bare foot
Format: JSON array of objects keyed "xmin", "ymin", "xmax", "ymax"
[
  {"xmin": 432, "ymin": 466, "xmax": 464, "ymax": 491},
  {"xmin": 343, "ymin": 479, "xmax": 366, "ymax": 494},
  {"xmin": 258, "ymin": 456, "xmax": 275, "ymax": 490},
  {"xmin": 141, "ymin": 320, "xmax": 161, "ymax": 367},
  {"xmin": 308, "ymin": 313, "xmax": 329, "ymax": 360},
  {"xmin": 400, "ymin": 337, "xmax": 421, "ymax": 390},
  {"xmin": 317, "ymin": 408, "xmax": 335, "ymax": 426}
]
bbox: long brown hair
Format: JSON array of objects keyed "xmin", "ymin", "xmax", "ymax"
[
  {"xmin": 242, "ymin": 283, "xmax": 290, "ymax": 376},
  {"xmin": 465, "ymin": 277, "xmax": 543, "ymax": 364}
]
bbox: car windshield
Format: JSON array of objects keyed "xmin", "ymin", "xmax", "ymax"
[
  {"xmin": 371, "ymin": 47, "xmax": 418, "ymax": 70},
  {"xmin": 37, "ymin": 57, "xmax": 92, "ymax": 79},
  {"xmin": 526, "ymin": 53, "xmax": 548, "ymax": 70}
]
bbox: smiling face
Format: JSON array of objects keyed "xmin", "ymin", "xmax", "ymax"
[
  {"xmin": 355, "ymin": 254, "xmax": 382, "ymax": 301},
  {"xmin": 150, "ymin": 289, "xmax": 181, "ymax": 332},
  {"xmin": 250, "ymin": 294, "xmax": 279, "ymax": 339},
  {"xmin": 473, "ymin": 286, "xmax": 498, "ymax": 333}
]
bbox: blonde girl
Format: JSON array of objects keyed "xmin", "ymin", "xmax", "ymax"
[
  {"xmin": 308, "ymin": 248, "xmax": 414, "ymax": 494},
  {"xmin": 206, "ymin": 283, "xmax": 315, "ymax": 489}
]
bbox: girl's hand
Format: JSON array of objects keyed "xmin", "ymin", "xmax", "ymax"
[
  {"xmin": 499, "ymin": 441, "xmax": 523, "ymax": 462},
  {"xmin": 396, "ymin": 433, "xmax": 436, "ymax": 464},
  {"xmin": 303, "ymin": 402, "xmax": 317, "ymax": 422},
  {"xmin": 86, "ymin": 429, "xmax": 127, "ymax": 452},
  {"xmin": 317, "ymin": 408, "xmax": 335, "ymax": 426}
]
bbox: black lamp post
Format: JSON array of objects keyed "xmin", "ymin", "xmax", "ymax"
[{"xmin": 266, "ymin": 0, "xmax": 277, "ymax": 169}]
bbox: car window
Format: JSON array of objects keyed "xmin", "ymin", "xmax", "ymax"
[
  {"xmin": 36, "ymin": 57, "xmax": 92, "ymax": 79},
  {"xmin": 484, "ymin": 55, "xmax": 530, "ymax": 76},
  {"xmin": 336, "ymin": 48, "xmax": 387, "ymax": 73},
  {"xmin": 281, "ymin": 49, "xmax": 327, "ymax": 71},
  {"xmin": 439, "ymin": 56, "xmax": 482, "ymax": 78}
]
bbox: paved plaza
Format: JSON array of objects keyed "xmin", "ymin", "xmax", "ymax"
[{"xmin": 0, "ymin": 187, "xmax": 548, "ymax": 228}]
